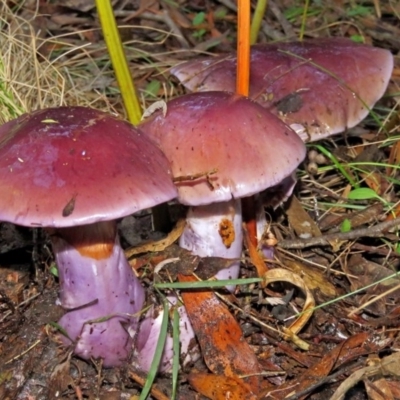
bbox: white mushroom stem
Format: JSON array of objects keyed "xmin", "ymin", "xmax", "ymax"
[
  {"xmin": 179, "ymin": 198, "xmax": 243, "ymax": 289},
  {"xmin": 135, "ymin": 200, "xmax": 242, "ymax": 373}
]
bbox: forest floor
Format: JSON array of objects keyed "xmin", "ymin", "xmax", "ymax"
[{"xmin": 0, "ymin": 0, "xmax": 400, "ymax": 399}]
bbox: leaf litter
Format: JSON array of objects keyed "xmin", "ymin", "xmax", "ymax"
[{"xmin": 0, "ymin": 0, "xmax": 400, "ymax": 399}]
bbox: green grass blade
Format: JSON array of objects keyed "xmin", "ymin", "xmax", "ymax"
[
  {"xmin": 171, "ymin": 307, "xmax": 180, "ymax": 400},
  {"xmin": 154, "ymin": 277, "xmax": 262, "ymax": 289},
  {"xmin": 95, "ymin": 0, "xmax": 142, "ymax": 125},
  {"xmin": 314, "ymin": 144, "xmax": 359, "ymax": 188},
  {"xmin": 139, "ymin": 299, "xmax": 169, "ymax": 400}
]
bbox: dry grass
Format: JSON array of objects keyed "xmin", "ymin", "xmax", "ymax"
[{"xmin": 0, "ymin": 0, "xmax": 119, "ymax": 124}]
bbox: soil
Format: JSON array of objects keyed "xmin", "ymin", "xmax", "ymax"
[{"xmin": 1, "ymin": 1, "xmax": 400, "ymax": 399}]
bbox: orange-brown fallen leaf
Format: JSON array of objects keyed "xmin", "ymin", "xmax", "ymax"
[
  {"xmin": 178, "ymin": 274, "xmax": 262, "ymax": 391},
  {"xmin": 286, "ymin": 195, "xmax": 322, "ymax": 238},
  {"xmin": 188, "ymin": 372, "xmax": 257, "ymax": 400},
  {"xmin": 387, "ymin": 139, "xmax": 400, "ymax": 176}
]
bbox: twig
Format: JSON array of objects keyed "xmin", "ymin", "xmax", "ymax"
[
  {"xmin": 351, "ymin": 242, "xmax": 400, "ymax": 257},
  {"xmin": 269, "ymin": 0, "xmax": 296, "ymax": 38},
  {"xmin": 173, "ymin": 168, "xmax": 217, "ymax": 183},
  {"xmin": 160, "ymin": 10, "xmax": 190, "ymax": 49},
  {"xmin": 5, "ymin": 339, "xmax": 41, "ymax": 364},
  {"xmin": 129, "ymin": 370, "xmax": 170, "ymax": 400},
  {"xmin": 280, "ymin": 359, "xmax": 365, "ymax": 400},
  {"xmin": 279, "ymin": 217, "xmax": 400, "ymax": 249}
]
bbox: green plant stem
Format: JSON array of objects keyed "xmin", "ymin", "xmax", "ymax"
[
  {"xmin": 250, "ymin": 0, "xmax": 268, "ymax": 44},
  {"xmin": 95, "ymin": 0, "xmax": 142, "ymax": 125},
  {"xmin": 299, "ymin": 0, "xmax": 310, "ymax": 41}
]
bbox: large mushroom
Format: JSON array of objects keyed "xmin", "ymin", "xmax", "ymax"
[
  {"xmin": 0, "ymin": 107, "xmax": 177, "ymax": 367},
  {"xmin": 136, "ymin": 91, "xmax": 306, "ymax": 371},
  {"xmin": 171, "ymin": 38, "xmax": 393, "ymax": 142}
]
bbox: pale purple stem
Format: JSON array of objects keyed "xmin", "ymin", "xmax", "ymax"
[
  {"xmin": 134, "ymin": 295, "xmax": 199, "ymax": 373},
  {"xmin": 51, "ymin": 221, "xmax": 145, "ymax": 367}
]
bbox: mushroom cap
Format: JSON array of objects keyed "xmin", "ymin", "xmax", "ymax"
[
  {"xmin": 0, "ymin": 107, "xmax": 177, "ymax": 227},
  {"xmin": 140, "ymin": 91, "xmax": 306, "ymax": 206},
  {"xmin": 171, "ymin": 38, "xmax": 393, "ymax": 142}
]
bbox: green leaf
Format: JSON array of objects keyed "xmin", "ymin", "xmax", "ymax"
[
  {"xmin": 214, "ymin": 8, "xmax": 227, "ymax": 19},
  {"xmin": 49, "ymin": 263, "xmax": 59, "ymax": 277},
  {"xmin": 340, "ymin": 218, "xmax": 352, "ymax": 233},
  {"xmin": 192, "ymin": 12, "xmax": 206, "ymax": 26},
  {"xmin": 346, "ymin": 5, "xmax": 373, "ymax": 17},
  {"xmin": 192, "ymin": 28, "xmax": 207, "ymax": 39},
  {"xmin": 145, "ymin": 80, "xmax": 161, "ymax": 98},
  {"xmin": 347, "ymin": 188, "xmax": 380, "ymax": 201},
  {"xmin": 350, "ymin": 34, "xmax": 365, "ymax": 43}
]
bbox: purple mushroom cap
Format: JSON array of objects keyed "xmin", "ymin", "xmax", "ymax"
[
  {"xmin": 141, "ymin": 91, "xmax": 306, "ymax": 206},
  {"xmin": 0, "ymin": 106, "xmax": 176, "ymax": 226},
  {"xmin": 171, "ymin": 38, "xmax": 393, "ymax": 142}
]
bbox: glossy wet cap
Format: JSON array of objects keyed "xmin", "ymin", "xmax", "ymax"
[
  {"xmin": 140, "ymin": 91, "xmax": 306, "ymax": 206},
  {"xmin": 0, "ymin": 107, "xmax": 177, "ymax": 227},
  {"xmin": 171, "ymin": 38, "xmax": 393, "ymax": 142}
]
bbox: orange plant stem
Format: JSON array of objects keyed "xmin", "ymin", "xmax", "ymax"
[
  {"xmin": 236, "ymin": 0, "xmax": 250, "ymax": 97},
  {"xmin": 237, "ymin": 0, "xmax": 257, "ymax": 248}
]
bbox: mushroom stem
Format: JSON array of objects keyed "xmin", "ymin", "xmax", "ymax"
[
  {"xmin": 49, "ymin": 220, "xmax": 145, "ymax": 367},
  {"xmin": 135, "ymin": 200, "xmax": 243, "ymax": 373},
  {"xmin": 134, "ymin": 295, "xmax": 199, "ymax": 373},
  {"xmin": 179, "ymin": 199, "xmax": 243, "ymax": 290}
]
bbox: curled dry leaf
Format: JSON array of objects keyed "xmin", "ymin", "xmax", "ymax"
[
  {"xmin": 125, "ymin": 219, "xmax": 186, "ymax": 258},
  {"xmin": 262, "ymin": 268, "xmax": 315, "ymax": 342},
  {"xmin": 282, "ymin": 256, "xmax": 337, "ymax": 299},
  {"xmin": 188, "ymin": 372, "xmax": 257, "ymax": 400}
]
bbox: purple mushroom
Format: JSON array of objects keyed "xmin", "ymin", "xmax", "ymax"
[
  {"xmin": 171, "ymin": 38, "xmax": 393, "ymax": 142},
  {"xmin": 0, "ymin": 107, "xmax": 177, "ymax": 367},
  {"xmin": 141, "ymin": 92, "xmax": 305, "ymax": 280},
  {"xmin": 136, "ymin": 91, "xmax": 306, "ymax": 371}
]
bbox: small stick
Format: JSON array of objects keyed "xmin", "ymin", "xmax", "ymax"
[
  {"xmin": 173, "ymin": 168, "xmax": 217, "ymax": 183},
  {"xmin": 129, "ymin": 370, "xmax": 170, "ymax": 400},
  {"xmin": 279, "ymin": 217, "xmax": 400, "ymax": 249}
]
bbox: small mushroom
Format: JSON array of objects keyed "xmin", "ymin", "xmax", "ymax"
[
  {"xmin": 171, "ymin": 38, "xmax": 393, "ymax": 142},
  {"xmin": 0, "ymin": 107, "xmax": 177, "ymax": 367}
]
